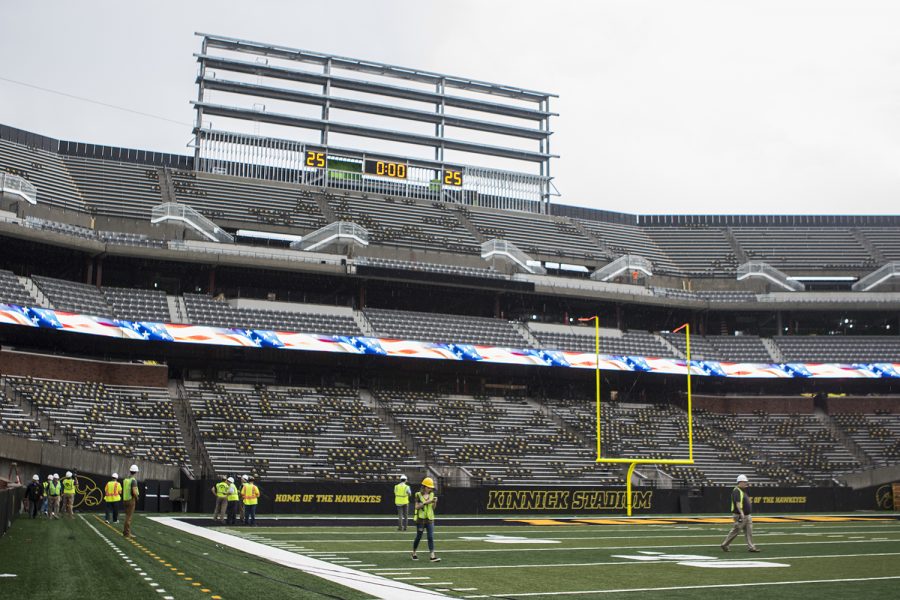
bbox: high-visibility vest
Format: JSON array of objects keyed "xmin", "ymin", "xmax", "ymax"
[
  {"xmin": 241, "ymin": 483, "xmax": 259, "ymax": 505},
  {"xmin": 48, "ymin": 481, "xmax": 61, "ymax": 496},
  {"xmin": 42, "ymin": 481, "xmax": 49, "ymax": 494},
  {"xmin": 215, "ymin": 481, "xmax": 229, "ymax": 498},
  {"xmin": 105, "ymin": 481, "xmax": 123, "ymax": 502},
  {"xmin": 123, "ymin": 477, "xmax": 139, "ymax": 502},
  {"xmin": 730, "ymin": 487, "xmax": 745, "ymax": 513},
  {"xmin": 62, "ymin": 478, "xmax": 76, "ymax": 495},
  {"xmin": 415, "ymin": 491, "xmax": 436, "ymax": 521},
  {"xmin": 226, "ymin": 484, "xmax": 239, "ymax": 502},
  {"xmin": 394, "ymin": 483, "xmax": 410, "ymax": 506}
]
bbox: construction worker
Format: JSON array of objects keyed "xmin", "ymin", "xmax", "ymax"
[
  {"xmin": 122, "ymin": 465, "xmax": 140, "ymax": 539},
  {"xmin": 47, "ymin": 474, "xmax": 61, "ymax": 519},
  {"xmin": 104, "ymin": 473, "xmax": 123, "ymax": 523},
  {"xmin": 238, "ymin": 475, "xmax": 249, "ymax": 522},
  {"xmin": 211, "ymin": 474, "xmax": 229, "ymax": 525},
  {"xmin": 394, "ymin": 474, "xmax": 412, "ymax": 531},
  {"xmin": 24, "ymin": 474, "xmax": 43, "ymax": 519},
  {"xmin": 241, "ymin": 475, "xmax": 260, "ymax": 526},
  {"xmin": 41, "ymin": 474, "xmax": 51, "ymax": 517},
  {"xmin": 225, "ymin": 477, "xmax": 240, "ymax": 526},
  {"xmin": 411, "ymin": 477, "xmax": 440, "ymax": 562},
  {"xmin": 721, "ymin": 474, "xmax": 760, "ymax": 552},
  {"xmin": 61, "ymin": 471, "xmax": 76, "ymax": 518}
]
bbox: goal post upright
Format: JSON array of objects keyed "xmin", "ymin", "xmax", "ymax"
[{"xmin": 589, "ymin": 319, "xmax": 695, "ymax": 516}]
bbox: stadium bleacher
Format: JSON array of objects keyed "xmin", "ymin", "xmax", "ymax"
[{"xmin": 364, "ymin": 308, "xmax": 530, "ymax": 347}]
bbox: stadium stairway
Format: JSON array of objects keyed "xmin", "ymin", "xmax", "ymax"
[
  {"xmin": 535, "ymin": 396, "xmax": 591, "ymax": 450},
  {"xmin": 19, "ymin": 276, "xmax": 53, "ymax": 309},
  {"xmin": 1, "ymin": 378, "xmax": 65, "ymax": 444},
  {"xmin": 170, "ymin": 381, "xmax": 210, "ymax": 478},
  {"xmin": 654, "ymin": 333, "xmax": 684, "ymax": 359},
  {"xmin": 363, "ymin": 389, "xmax": 430, "ymax": 471},
  {"xmin": 814, "ymin": 407, "xmax": 874, "ymax": 470},
  {"xmin": 761, "ymin": 338, "xmax": 784, "ymax": 362}
]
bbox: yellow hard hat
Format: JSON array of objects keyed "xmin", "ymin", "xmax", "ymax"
[{"xmin": 421, "ymin": 477, "xmax": 435, "ymax": 488}]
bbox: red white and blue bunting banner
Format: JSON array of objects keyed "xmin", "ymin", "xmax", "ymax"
[{"xmin": 1, "ymin": 303, "xmax": 898, "ymax": 379}]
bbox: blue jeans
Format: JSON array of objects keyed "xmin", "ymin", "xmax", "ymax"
[
  {"xmin": 243, "ymin": 504, "xmax": 256, "ymax": 525},
  {"xmin": 105, "ymin": 500, "xmax": 120, "ymax": 523},
  {"xmin": 413, "ymin": 520, "xmax": 434, "ymax": 553}
]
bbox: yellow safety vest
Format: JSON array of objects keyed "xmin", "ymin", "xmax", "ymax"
[
  {"xmin": 730, "ymin": 487, "xmax": 744, "ymax": 513},
  {"xmin": 104, "ymin": 481, "xmax": 122, "ymax": 502},
  {"xmin": 62, "ymin": 478, "xmax": 76, "ymax": 495},
  {"xmin": 226, "ymin": 484, "xmax": 239, "ymax": 502},
  {"xmin": 394, "ymin": 483, "xmax": 410, "ymax": 506},
  {"xmin": 48, "ymin": 481, "xmax": 61, "ymax": 496},
  {"xmin": 215, "ymin": 481, "xmax": 229, "ymax": 498},
  {"xmin": 415, "ymin": 491, "xmax": 437, "ymax": 521},
  {"xmin": 123, "ymin": 477, "xmax": 139, "ymax": 502},
  {"xmin": 241, "ymin": 483, "xmax": 259, "ymax": 505}
]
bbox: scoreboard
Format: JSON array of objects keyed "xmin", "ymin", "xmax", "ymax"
[{"xmin": 305, "ymin": 150, "xmax": 463, "ymax": 187}]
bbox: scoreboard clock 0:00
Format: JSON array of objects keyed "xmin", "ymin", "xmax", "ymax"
[{"xmin": 364, "ymin": 159, "xmax": 407, "ymax": 179}]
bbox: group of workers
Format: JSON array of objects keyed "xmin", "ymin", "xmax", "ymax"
[
  {"xmin": 22, "ymin": 465, "xmax": 141, "ymax": 538},
  {"xmin": 210, "ymin": 473, "xmax": 261, "ymax": 526}
]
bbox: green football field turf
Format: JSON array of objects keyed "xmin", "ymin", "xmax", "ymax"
[{"xmin": 1, "ymin": 513, "xmax": 898, "ymax": 599}]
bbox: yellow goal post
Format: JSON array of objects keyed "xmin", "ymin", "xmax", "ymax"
[{"xmin": 579, "ymin": 317, "xmax": 695, "ymax": 516}]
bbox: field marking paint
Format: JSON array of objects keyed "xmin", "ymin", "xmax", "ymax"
[
  {"xmin": 0, "ymin": 574, "xmax": 17, "ymax": 578},
  {"xmin": 468, "ymin": 574, "xmax": 900, "ymax": 596},
  {"xmin": 398, "ymin": 551, "xmax": 900, "ymax": 571},
  {"xmin": 79, "ymin": 516, "xmax": 170, "ymax": 598},
  {"xmin": 152, "ymin": 517, "xmax": 449, "ymax": 600},
  {"xmin": 304, "ymin": 537, "xmax": 900, "ymax": 555}
]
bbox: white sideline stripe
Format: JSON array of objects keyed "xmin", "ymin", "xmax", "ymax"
[
  {"xmin": 267, "ymin": 528, "xmax": 900, "ymax": 544},
  {"xmin": 398, "ymin": 550, "xmax": 900, "ymax": 571},
  {"xmin": 322, "ymin": 537, "xmax": 900, "ymax": 555},
  {"xmin": 151, "ymin": 517, "xmax": 449, "ymax": 600},
  {"xmin": 469, "ymin": 575, "xmax": 900, "ymax": 597},
  {"xmin": 80, "ymin": 516, "xmax": 166, "ymax": 597}
]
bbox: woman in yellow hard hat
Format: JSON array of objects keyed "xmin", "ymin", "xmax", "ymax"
[{"xmin": 411, "ymin": 477, "xmax": 440, "ymax": 562}]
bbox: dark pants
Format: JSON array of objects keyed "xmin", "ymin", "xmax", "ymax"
[
  {"xmin": 123, "ymin": 499, "xmax": 136, "ymax": 537},
  {"xmin": 105, "ymin": 500, "xmax": 120, "ymax": 523},
  {"xmin": 243, "ymin": 504, "xmax": 256, "ymax": 525},
  {"xmin": 413, "ymin": 520, "xmax": 435, "ymax": 553},
  {"xmin": 226, "ymin": 500, "xmax": 239, "ymax": 525},
  {"xmin": 30, "ymin": 498, "xmax": 41, "ymax": 518}
]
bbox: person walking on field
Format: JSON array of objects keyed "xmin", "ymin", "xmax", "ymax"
[
  {"xmin": 60, "ymin": 471, "xmax": 77, "ymax": 518},
  {"xmin": 394, "ymin": 474, "xmax": 412, "ymax": 531},
  {"xmin": 47, "ymin": 474, "xmax": 61, "ymax": 519},
  {"xmin": 41, "ymin": 474, "xmax": 51, "ymax": 517},
  {"xmin": 212, "ymin": 474, "xmax": 229, "ymax": 525},
  {"xmin": 122, "ymin": 465, "xmax": 140, "ymax": 539},
  {"xmin": 24, "ymin": 474, "xmax": 43, "ymax": 519},
  {"xmin": 104, "ymin": 473, "xmax": 123, "ymax": 523},
  {"xmin": 411, "ymin": 477, "xmax": 440, "ymax": 562},
  {"xmin": 721, "ymin": 474, "xmax": 760, "ymax": 552}
]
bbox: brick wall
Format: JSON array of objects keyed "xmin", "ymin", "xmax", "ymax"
[{"xmin": 0, "ymin": 349, "xmax": 167, "ymax": 387}]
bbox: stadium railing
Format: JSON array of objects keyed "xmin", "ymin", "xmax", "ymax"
[{"xmin": 0, "ymin": 485, "xmax": 25, "ymax": 538}]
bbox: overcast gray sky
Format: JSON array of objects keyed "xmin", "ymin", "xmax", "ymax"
[{"xmin": 2, "ymin": 0, "xmax": 898, "ymax": 215}]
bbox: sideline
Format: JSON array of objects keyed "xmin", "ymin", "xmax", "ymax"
[{"xmin": 151, "ymin": 517, "xmax": 449, "ymax": 600}]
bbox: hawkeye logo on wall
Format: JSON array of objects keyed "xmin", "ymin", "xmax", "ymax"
[
  {"xmin": 612, "ymin": 551, "xmax": 789, "ymax": 569},
  {"xmin": 486, "ymin": 490, "xmax": 652, "ymax": 511}
]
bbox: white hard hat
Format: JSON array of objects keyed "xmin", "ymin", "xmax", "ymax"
[
  {"xmin": 227, "ymin": 477, "xmax": 234, "ymax": 483},
  {"xmin": 400, "ymin": 474, "xmax": 407, "ymax": 480},
  {"xmin": 33, "ymin": 474, "xmax": 40, "ymax": 481},
  {"xmin": 241, "ymin": 474, "xmax": 249, "ymax": 481},
  {"xmin": 47, "ymin": 474, "xmax": 53, "ymax": 480},
  {"xmin": 53, "ymin": 473, "xmax": 60, "ymax": 479},
  {"xmin": 112, "ymin": 473, "xmax": 119, "ymax": 479},
  {"xmin": 66, "ymin": 471, "xmax": 73, "ymax": 477},
  {"xmin": 129, "ymin": 464, "xmax": 139, "ymax": 472},
  {"xmin": 736, "ymin": 474, "xmax": 749, "ymax": 483}
]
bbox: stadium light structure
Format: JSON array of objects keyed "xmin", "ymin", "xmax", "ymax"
[
  {"xmin": 191, "ymin": 33, "xmax": 558, "ymax": 213},
  {"xmin": 592, "ymin": 321, "xmax": 695, "ymax": 517}
]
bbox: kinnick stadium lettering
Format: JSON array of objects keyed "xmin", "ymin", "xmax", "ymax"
[{"xmin": 486, "ymin": 490, "xmax": 653, "ymax": 511}]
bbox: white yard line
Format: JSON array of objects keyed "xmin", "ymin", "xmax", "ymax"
[
  {"xmin": 300, "ymin": 537, "xmax": 900, "ymax": 555},
  {"xmin": 151, "ymin": 517, "xmax": 448, "ymax": 600},
  {"xmin": 463, "ymin": 575, "xmax": 900, "ymax": 597},
  {"xmin": 393, "ymin": 550, "xmax": 900, "ymax": 571}
]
